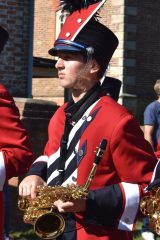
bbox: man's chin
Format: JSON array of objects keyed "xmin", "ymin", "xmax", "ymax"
[{"xmin": 59, "ymin": 82, "xmax": 73, "ymax": 89}]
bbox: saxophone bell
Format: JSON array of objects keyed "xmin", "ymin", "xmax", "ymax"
[{"xmin": 34, "ymin": 211, "xmax": 65, "ymax": 239}]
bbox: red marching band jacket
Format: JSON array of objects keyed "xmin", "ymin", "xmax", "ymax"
[
  {"xmin": 29, "ymin": 95, "xmax": 158, "ymax": 240},
  {"xmin": 0, "ymin": 84, "xmax": 33, "ymax": 239}
]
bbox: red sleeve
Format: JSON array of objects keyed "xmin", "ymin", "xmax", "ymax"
[
  {"xmin": 0, "ymin": 84, "xmax": 33, "ymax": 183},
  {"xmin": 111, "ymin": 114, "xmax": 157, "ymax": 185}
]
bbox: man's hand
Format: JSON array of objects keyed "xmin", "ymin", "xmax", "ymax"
[
  {"xmin": 19, "ymin": 175, "xmax": 46, "ymax": 199},
  {"xmin": 53, "ymin": 198, "xmax": 86, "ymax": 213}
]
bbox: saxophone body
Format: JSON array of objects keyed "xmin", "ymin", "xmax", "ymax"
[
  {"xmin": 140, "ymin": 187, "xmax": 160, "ymax": 236},
  {"xmin": 18, "ymin": 185, "xmax": 88, "ymax": 239},
  {"xmin": 18, "ymin": 139, "xmax": 107, "ymax": 239}
]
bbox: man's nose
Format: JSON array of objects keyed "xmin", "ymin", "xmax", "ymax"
[{"xmin": 55, "ymin": 58, "xmax": 64, "ymax": 68}]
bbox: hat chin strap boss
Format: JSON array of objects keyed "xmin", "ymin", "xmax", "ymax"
[{"xmin": 86, "ymin": 46, "xmax": 94, "ymax": 62}]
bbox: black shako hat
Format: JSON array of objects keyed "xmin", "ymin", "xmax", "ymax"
[
  {"xmin": 0, "ymin": 26, "xmax": 9, "ymax": 53},
  {"xmin": 101, "ymin": 77, "xmax": 121, "ymax": 102},
  {"xmin": 49, "ymin": 0, "xmax": 118, "ymax": 69}
]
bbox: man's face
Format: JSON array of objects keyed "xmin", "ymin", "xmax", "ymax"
[{"xmin": 55, "ymin": 51, "xmax": 91, "ymax": 91}]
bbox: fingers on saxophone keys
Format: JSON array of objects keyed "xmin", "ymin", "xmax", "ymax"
[{"xmin": 54, "ymin": 200, "xmax": 65, "ymax": 213}]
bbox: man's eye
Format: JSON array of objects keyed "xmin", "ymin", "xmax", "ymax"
[
  {"xmin": 57, "ymin": 54, "xmax": 76, "ymax": 61},
  {"xmin": 64, "ymin": 56, "xmax": 73, "ymax": 60}
]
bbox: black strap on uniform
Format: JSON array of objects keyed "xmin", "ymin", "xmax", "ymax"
[{"xmin": 58, "ymin": 83, "xmax": 102, "ymax": 184}]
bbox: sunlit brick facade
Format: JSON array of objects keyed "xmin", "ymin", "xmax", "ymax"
[{"xmin": 1, "ymin": 0, "xmax": 160, "ymax": 120}]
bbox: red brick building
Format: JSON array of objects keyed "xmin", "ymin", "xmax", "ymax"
[
  {"xmin": 1, "ymin": 0, "xmax": 160, "ymax": 121},
  {"xmin": 0, "ymin": 0, "xmax": 32, "ymax": 96}
]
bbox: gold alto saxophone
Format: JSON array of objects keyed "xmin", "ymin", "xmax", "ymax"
[
  {"xmin": 140, "ymin": 186, "xmax": 160, "ymax": 236},
  {"xmin": 18, "ymin": 139, "xmax": 107, "ymax": 239}
]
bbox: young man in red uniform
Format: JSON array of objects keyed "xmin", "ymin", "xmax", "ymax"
[
  {"xmin": 0, "ymin": 26, "xmax": 33, "ymax": 239},
  {"xmin": 19, "ymin": 1, "xmax": 158, "ymax": 239}
]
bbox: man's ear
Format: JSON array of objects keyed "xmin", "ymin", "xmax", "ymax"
[{"xmin": 90, "ymin": 59, "xmax": 100, "ymax": 74}]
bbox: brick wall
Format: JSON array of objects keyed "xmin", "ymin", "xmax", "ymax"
[
  {"xmin": 121, "ymin": 1, "xmax": 138, "ymax": 116},
  {"xmin": 32, "ymin": 0, "xmax": 64, "ymax": 104},
  {"xmin": 112, "ymin": 1, "xmax": 160, "ymax": 122},
  {"xmin": 0, "ymin": 0, "xmax": 30, "ymax": 97},
  {"xmin": 32, "ymin": 77, "xmax": 64, "ymax": 105},
  {"xmin": 101, "ymin": 1, "xmax": 160, "ymax": 122},
  {"xmin": 101, "ymin": 0, "xmax": 124, "ymax": 81},
  {"xmin": 1, "ymin": 0, "xmax": 160, "ymax": 117},
  {"xmin": 33, "ymin": 0, "xmax": 59, "ymax": 58},
  {"xmin": 135, "ymin": 1, "xmax": 160, "ymax": 122}
]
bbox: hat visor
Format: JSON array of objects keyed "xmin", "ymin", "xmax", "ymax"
[{"xmin": 48, "ymin": 45, "xmax": 84, "ymax": 56}]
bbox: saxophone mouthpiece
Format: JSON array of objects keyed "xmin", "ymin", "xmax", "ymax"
[
  {"xmin": 94, "ymin": 139, "xmax": 107, "ymax": 164},
  {"xmin": 100, "ymin": 139, "xmax": 107, "ymax": 150}
]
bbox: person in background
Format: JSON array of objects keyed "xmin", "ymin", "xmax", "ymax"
[
  {"xmin": 141, "ymin": 79, "xmax": 160, "ymax": 240},
  {"xmin": 144, "ymin": 79, "xmax": 160, "ymax": 150},
  {"xmin": 19, "ymin": 1, "xmax": 158, "ymax": 240},
  {"xmin": 0, "ymin": 26, "xmax": 33, "ymax": 240}
]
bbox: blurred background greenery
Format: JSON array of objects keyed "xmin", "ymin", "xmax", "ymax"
[{"xmin": 9, "ymin": 219, "xmax": 160, "ymax": 240}]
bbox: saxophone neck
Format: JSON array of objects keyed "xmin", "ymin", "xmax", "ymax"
[
  {"xmin": 83, "ymin": 139, "xmax": 107, "ymax": 191},
  {"xmin": 84, "ymin": 163, "xmax": 97, "ymax": 191}
]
